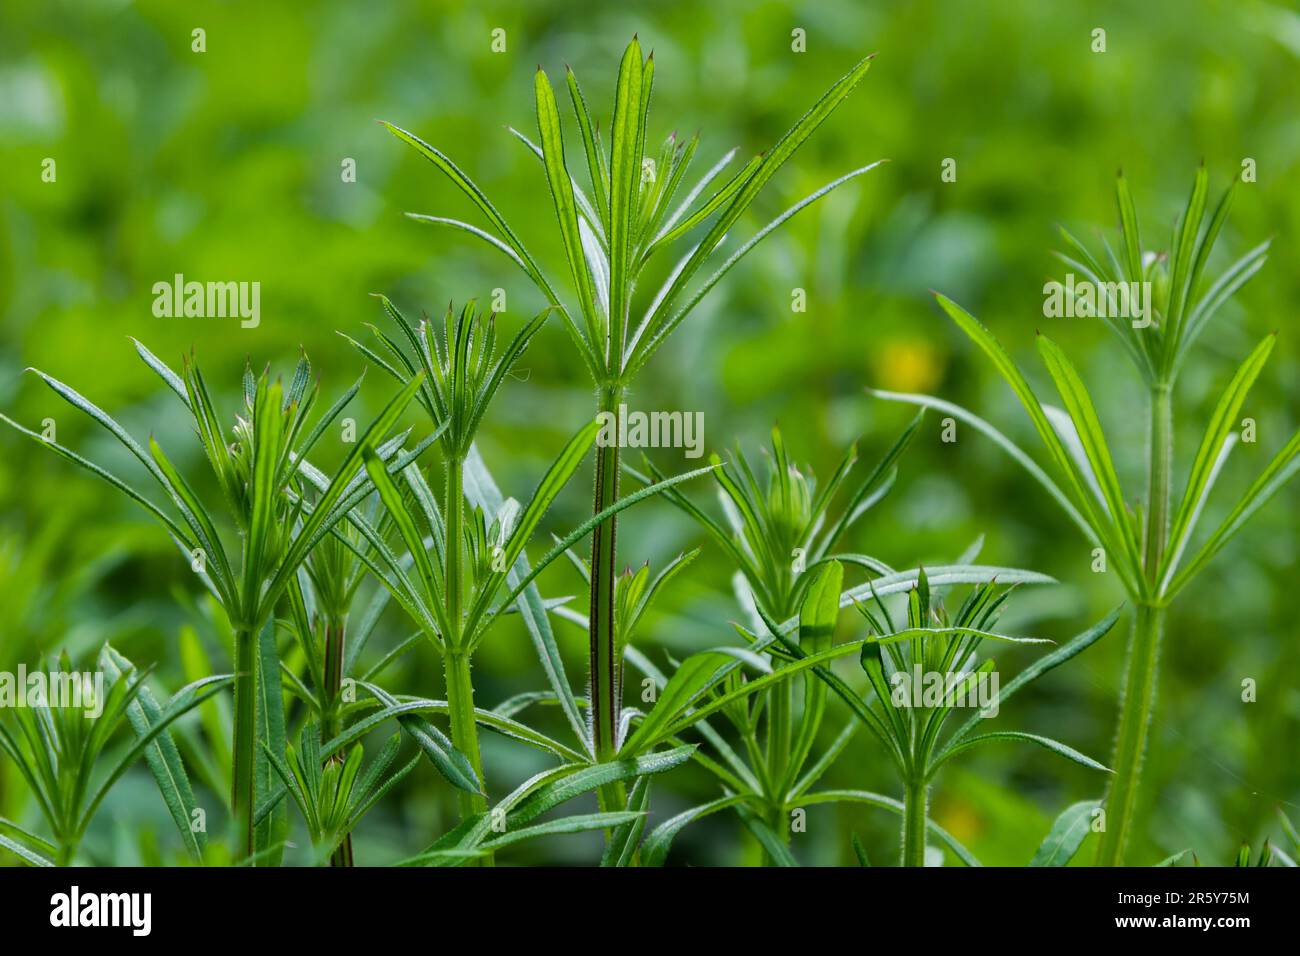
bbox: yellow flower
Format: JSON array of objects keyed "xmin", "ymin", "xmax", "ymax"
[{"xmin": 872, "ymin": 337, "xmax": 944, "ymax": 393}]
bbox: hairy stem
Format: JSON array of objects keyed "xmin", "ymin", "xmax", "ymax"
[
  {"xmin": 901, "ymin": 777, "xmax": 928, "ymax": 867},
  {"xmin": 589, "ymin": 386, "xmax": 628, "ymax": 840},
  {"xmin": 1143, "ymin": 384, "xmax": 1174, "ymax": 578},
  {"xmin": 763, "ymin": 686, "xmax": 793, "ymax": 865},
  {"xmin": 322, "ymin": 616, "xmax": 352, "ymax": 867},
  {"xmin": 589, "ymin": 385, "xmax": 623, "ymax": 761},
  {"xmin": 443, "ymin": 651, "xmax": 488, "ymax": 818},
  {"xmin": 1098, "ymin": 384, "xmax": 1173, "ymax": 865},
  {"xmin": 1097, "ymin": 603, "xmax": 1164, "ymax": 865},
  {"xmin": 446, "ymin": 458, "xmax": 465, "ymax": 656},
  {"xmin": 232, "ymin": 625, "xmax": 258, "ymax": 861}
]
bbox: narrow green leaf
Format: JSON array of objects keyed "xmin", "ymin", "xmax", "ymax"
[
  {"xmin": 100, "ymin": 646, "xmax": 207, "ymax": 861},
  {"xmin": 933, "ymin": 730, "xmax": 1110, "ymax": 775},
  {"xmin": 1036, "ymin": 335, "xmax": 1142, "ymax": 574},
  {"xmin": 622, "ymin": 651, "xmax": 733, "ymax": 756},
  {"xmin": 606, "ymin": 37, "xmax": 645, "ymax": 371},
  {"xmin": 535, "ymin": 69, "xmax": 603, "ymax": 347},
  {"xmin": 946, "ymin": 605, "xmax": 1122, "ymax": 748},
  {"xmin": 1030, "ymin": 799, "xmax": 1101, "ymax": 866},
  {"xmin": 1162, "ymin": 334, "xmax": 1276, "ymax": 590},
  {"xmin": 600, "ymin": 776, "xmax": 651, "ymax": 866}
]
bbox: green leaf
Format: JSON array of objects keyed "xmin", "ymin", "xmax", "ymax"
[
  {"xmin": 946, "ymin": 605, "xmax": 1121, "ymax": 747},
  {"xmin": 80, "ymin": 675, "xmax": 235, "ymax": 830},
  {"xmin": 361, "ymin": 444, "xmax": 446, "ymax": 638},
  {"xmin": 254, "ymin": 624, "xmax": 288, "ymax": 866},
  {"xmin": 363, "ymin": 684, "xmax": 481, "ymax": 794},
  {"xmin": 933, "ymin": 295, "xmax": 1118, "ymax": 573},
  {"xmin": 630, "ymin": 161, "xmax": 885, "ymax": 374},
  {"xmin": 535, "ymin": 69, "xmax": 603, "ymax": 348},
  {"xmin": 660, "ymin": 640, "xmax": 871, "ymax": 745},
  {"xmin": 851, "ymin": 833, "xmax": 871, "ymax": 867},
  {"xmin": 1162, "ymin": 334, "xmax": 1276, "ymax": 590},
  {"xmin": 1035, "ymin": 334, "xmax": 1142, "ymax": 576},
  {"xmin": 734, "ymin": 801, "xmax": 798, "ymax": 866},
  {"xmin": 0, "ymin": 832, "xmax": 55, "ymax": 867},
  {"xmin": 869, "ymin": 625, "xmax": 1051, "ymax": 647},
  {"xmin": 243, "ymin": 378, "xmax": 285, "ymax": 606},
  {"xmin": 932, "ymin": 731, "xmax": 1110, "ymax": 776},
  {"xmin": 621, "ymin": 651, "xmax": 733, "ymax": 756},
  {"xmin": 867, "ymin": 389, "xmax": 1096, "ymax": 544},
  {"xmin": 341, "ymin": 689, "xmax": 585, "ymax": 763},
  {"xmin": 508, "ymin": 745, "xmax": 695, "ymax": 828},
  {"xmin": 463, "ymin": 445, "xmax": 589, "ymax": 750},
  {"xmin": 1179, "ymin": 239, "xmax": 1270, "ymax": 363},
  {"xmin": 1115, "ymin": 171, "xmax": 1143, "ymax": 283},
  {"xmin": 476, "ymin": 460, "xmax": 720, "ymax": 632},
  {"xmin": 0, "ymin": 416, "xmax": 199, "ymax": 560},
  {"xmin": 600, "ymin": 776, "xmax": 651, "ymax": 866},
  {"xmin": 799, "ymin": 561, "xmax": 843, "ymax": 653},
  {"xmin": 606, "ymin": 37, "xmax": 645, "ymax": 371},
  {"xmin": 641, "ymin": 793, "xmax": 750, "ymax": 867},
  {"xmin": 480, "ymin": 811, "xmax": 644, "ymax": 852},
  {"xmin": 264, "ymin": 373, "xmax": 425, "ymax": 610},
  {"xmin": 499, "ymin": 419, "xmax": 601, "ymax": 575},
  {"xmin": 99, "ymin": 646, "xmax": 206, "ymax": 862},
  {"xmin": 381, "ymin": 122, "xmax": 555, "ymax": 302},
  {"xmin": 565, "ymin": 67, "xmax": 610, "ymax": 223},
  {"xmin": 1030, "ymin": 799, "xmax": 1100, "ymax": 866},
  {"xmin": 836, "ymin": 564, "xmax": 1055, "ymax": 615},
  {"xmin": 1167, "ymin": 422, "xmax": 1300, "ymax": 596},
  {"xmin": 637, "ymin": 52, "xmax": 874, "ymax": 353},
  {"xmin": 1165, "ymin": 165, "xmax": 1209, "ymax": 351}
]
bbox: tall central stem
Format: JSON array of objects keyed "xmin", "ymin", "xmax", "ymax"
[
  {"xmin": 442, "ymin": 456, "xmax": 491, "ymax": 863},
  {"xmin": 443, "ymin": 650, "xmax": 487, "ymax": 819},
  {"xmin": 589, "ymin": 384, "xmax": 624, "ymax": 760},
  {"xmin": 901, "ymin": 777, "xmax": 929, "ymax": 867},
  {"xmin": 1097, "ymin": 383, "xmax": 1172, "ymax": 866},
  {"xmin": 231, "ymin": 626, "xmax": 258, "ymax": 861},
  {"xmin": 322, "ymin": 616, "xmax": 353, "ymax": 866}
]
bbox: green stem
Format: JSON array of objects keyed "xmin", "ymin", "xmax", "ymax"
[
  {"xmin": 56, "ymin": 840, "xmax": 76, "ymax": 867},
  {"xmin": 443, "ymin": 651, "xmax": 489, "ymax": 815},
  {"xmin": 901, "ymin": 777, "xmax": 928, "ymax": 867},
  {"xmin": 442, "ymin": 455, "xmax": 492, "ymax": 864},
  {"xmin": 589, "ymin": 385, "xmax": 623, "ymax": 762},
  {"xmin": 446, "ymin": 458, "xmax": 465, "ymax": 653},
  {"xmin": 762, "ymin": 685, "xmax": 793, "ymax": 866},
  {"xmin": 322, "ymin": 616, "xmax": 352, "ymax": 867},
  {"xmin": 1098, "ymin": 384, "xmax": 1173, "ymax": 866},
  {"xmin": 1096, "ymin": 603, "xmax": 1164, "ymax": 865},
  {"xmin": 1144, "ymin": 384, "xmax": 1174, "ymax": 579},
  {"xmin": 322, "ymin": 618, "xmax": 345, "ymax": 742},
  {"xmin": 768, "ymin": 683, "xmax": 792, "ymax": 792},
  {"xmin": 589, "ymin": 385, "xmax": 627, "ymax": 838},
  {"xmin": 232, "ymin": 625, "xmax": 258, "ymax": 861}
]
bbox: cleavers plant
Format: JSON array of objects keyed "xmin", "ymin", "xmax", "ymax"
[
  {"xmin": 379, "ymin": 38, "xmax": 883, "ymax": 828},
  {"xmin": 1, "ymin": 345, "xmax": 424, "ymax": 860},
  {"xmin": 876, "ymin": 169, "xmax": 1300, "ymax": 863}
]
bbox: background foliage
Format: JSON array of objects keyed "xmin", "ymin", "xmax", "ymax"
[{"xmin": 1, "ymin": 0, "xmax": 1296, "ymax": 865}]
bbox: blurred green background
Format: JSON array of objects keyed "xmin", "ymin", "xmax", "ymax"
[{"xmin": 1, "ymin": 0, "xmax": 1297, "ymax": 865}]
